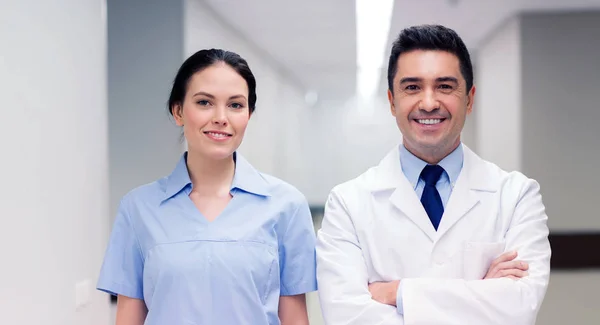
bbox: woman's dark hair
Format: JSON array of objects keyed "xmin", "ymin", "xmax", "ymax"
[
  {"xmin": 387, "ymin": 24, "xmax": 474, "ymax": 93},
  {"xmin": 168, "ymin": 49, "xmax": 257, "ymax": 114}
]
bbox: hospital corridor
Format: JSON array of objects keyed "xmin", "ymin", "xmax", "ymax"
[{"xmin": 2, "ymin": 0, "xmax": 600, "ymax": 324}]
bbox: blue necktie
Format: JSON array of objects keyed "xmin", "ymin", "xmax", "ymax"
[{"xmin": 420, "ymin": 165, "xmax": 445, "ymax": 230}]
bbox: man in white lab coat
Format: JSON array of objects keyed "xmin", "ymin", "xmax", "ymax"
[{"xmin": 315, "ymin": 25, "xmax": 551, "ymax": 325}]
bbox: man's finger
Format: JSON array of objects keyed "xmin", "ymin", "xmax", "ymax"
[
  {"xmin": 487, "ymin": 261, "xmax": 528, "ymax": 278},
  {"xmin": 495, "ymin": 260, "xmax": 529, "ymax": 272},
  {"xmin": 498, "ymin": 269, "xmax": 529, "ymax": 278},
  {"xmin": 490, "ymin": 251, "xmax": 518, "ymax": 268}
]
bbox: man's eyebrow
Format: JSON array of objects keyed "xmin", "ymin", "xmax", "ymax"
[
  {"xmin": 399, "ymin": 77, "xmax": 423, "ymax": 84},
  {"xmin": 436, "ymin": 76, "xmax": 459, "ymax": 84}
]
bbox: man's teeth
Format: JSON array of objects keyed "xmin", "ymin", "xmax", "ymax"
[
  {"xmin": 208, "ymin": 132, "xmax": 228, "ymax": 138},
  {"xmin": 417, "ymin": 119, "xmax": 442, "ymax": 125}
]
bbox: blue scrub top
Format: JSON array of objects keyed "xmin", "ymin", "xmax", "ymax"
[{"xmin": 97, "ymin": 152, "xmax": 318, "ymax": 324}]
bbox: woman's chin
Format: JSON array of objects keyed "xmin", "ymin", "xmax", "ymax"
[{"xmin": 189, "ymin": 147, "xmax": 235, "ymax": 161}]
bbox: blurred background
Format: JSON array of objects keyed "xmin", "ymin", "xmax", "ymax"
[{"xmin": 1, "ymin": 0, "xmax": 600, "ymax": 324}]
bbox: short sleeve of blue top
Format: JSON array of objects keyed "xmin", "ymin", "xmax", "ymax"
[{"xmin": 97, "ymin": 152, "xmax": 318, "ymax": 325}]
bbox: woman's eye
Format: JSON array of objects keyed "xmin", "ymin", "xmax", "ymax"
[
  {"xmin": 230, "ymin": 103, "xmax": 243, "ymax": 109},
  {"xmin": 197, "ymin": 100, "xmax": 210, "ymax": 106}
]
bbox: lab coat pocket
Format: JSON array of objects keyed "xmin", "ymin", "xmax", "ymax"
[{"xmin": 463, "ymin": 241, "xmax": 505, "ymax": 280}]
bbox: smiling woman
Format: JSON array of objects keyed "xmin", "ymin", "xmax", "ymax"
[
  {"xmin": 97, "ymin": 49, "xmax": 317, "ymax": 325},
  {"xmin": 169, "ymin": 50, "xmax": 257, "ymax": 162}
]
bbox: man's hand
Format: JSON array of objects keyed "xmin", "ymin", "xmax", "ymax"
[
  {"xmin": 484, "ymin": 251, "xmax": 529, "ymax": 280},
  {"xmin": 368, "ymin": 280, "xmax": 400, "ymax": 306}
]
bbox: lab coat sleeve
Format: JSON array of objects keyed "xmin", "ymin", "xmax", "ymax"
[
  {"xmin": 316, "ymin": 188, "xmax": 405, "ymax": 325},
  {"xmin": 401, "ymin": 177, "xmax": 551, "ymax": 325}
]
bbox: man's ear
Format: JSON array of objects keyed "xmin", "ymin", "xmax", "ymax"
[
  {"xmin": 388, "ymin": 89, "xmax": 396, "ymax": 117},
  {"xmin": 466, "ymin": 85, "xmax": 476, "ymax": 115}
]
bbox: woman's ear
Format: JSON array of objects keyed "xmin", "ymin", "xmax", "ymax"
[{"xmin": 172, "ymin": 104, "xmax": 184, "ymax": 126}]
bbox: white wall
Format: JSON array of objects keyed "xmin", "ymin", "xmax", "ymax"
[
  {"xmin": 303, "ymin": 95, "xmax": 400, "ymax": 204},
  {"xmin": 520, "ymin": 13, "xmax": 600, "ymax": 321},
  {"xmin": 0, "ymin": 1, "xmax": 110, "ymax": 324},
  {"xmin": 476, "ymin": 12, "xmax": 600, "ymax": 325},
  {"xmin": 521, "ymin": 11, "xmax": 600, "ymax": 232},
  {"xmin": 184, "ymin": 0, "xmax": 312, "ymax": 195},
  {"xmin": 476, "ymin": 17, "xmax": 522, "ymax": 172},
  {"xmin": 108, "ymin": 0, "xmax": 184, "ymax": 219}
]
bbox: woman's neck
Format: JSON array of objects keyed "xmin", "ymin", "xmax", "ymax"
[{"xmin": 186, "ymin": 150, "xmax": 235, "ymax": 197}]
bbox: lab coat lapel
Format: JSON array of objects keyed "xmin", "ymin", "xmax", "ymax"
[
  {"xmin": 435, "ymin": 169, "xmax": 479, "ymax": 239},
  {"xmin": 436, "ymin": 146, "xmax": 497, "ymax": 240},
  {"xmin": 370, "ymin": 146, "xmax": 437, "ymax": 242},
  {"xmin": 389, "ymin": 184, "xmax": 437, "ymax": 242}
]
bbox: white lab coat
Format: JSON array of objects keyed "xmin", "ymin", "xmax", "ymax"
[{"xmin": 316, "ymin": 144, "xmax": 551, "ymax": 325}]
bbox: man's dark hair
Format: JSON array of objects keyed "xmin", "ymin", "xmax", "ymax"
[{"xmin": 387, "ymin": 25, "xmax": 473, "ymax": 93}]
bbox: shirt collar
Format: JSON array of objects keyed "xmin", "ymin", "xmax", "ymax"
[
  {"xmin": 163, "ymin": 152, "xmax": 271, "ymax": 201},
  {"xmin": 399, "ymin": 143, "xmax": 464, "ymax": 188},
  {"xmin": 231, "ymin": 152, "xmax": 271, "ymax": 197}
]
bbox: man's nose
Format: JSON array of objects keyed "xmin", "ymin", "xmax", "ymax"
[{"xmin": 419, "ymin": 90, "xmax": 439, "ymax": 112}]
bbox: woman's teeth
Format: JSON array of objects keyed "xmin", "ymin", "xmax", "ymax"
[{"xmin": 207, "ymin": 132, "xmax": 228, "ymax": 138}]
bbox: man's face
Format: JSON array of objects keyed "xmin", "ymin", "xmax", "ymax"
[{"xmin": 388, "ymin": 50, "xmax": 475, "ymax": 162}]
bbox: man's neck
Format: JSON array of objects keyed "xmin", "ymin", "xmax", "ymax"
[{"xmin": 404, "ymin": 141, "xmax": 461, "ymax": 165}]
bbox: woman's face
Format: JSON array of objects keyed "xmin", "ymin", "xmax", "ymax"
[{"xmin": 173, "ymin": 63, "xmax": 251, "ymax": 161}]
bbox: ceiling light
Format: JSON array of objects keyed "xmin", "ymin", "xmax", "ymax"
[{"xmin": 355, "ymin": 0, "xmax": 394, "ymax": 99}]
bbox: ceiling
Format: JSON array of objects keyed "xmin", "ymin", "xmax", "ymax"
[{"xmin": 202, "ymin": 0, "xmax": 600, "ymax": 102}]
